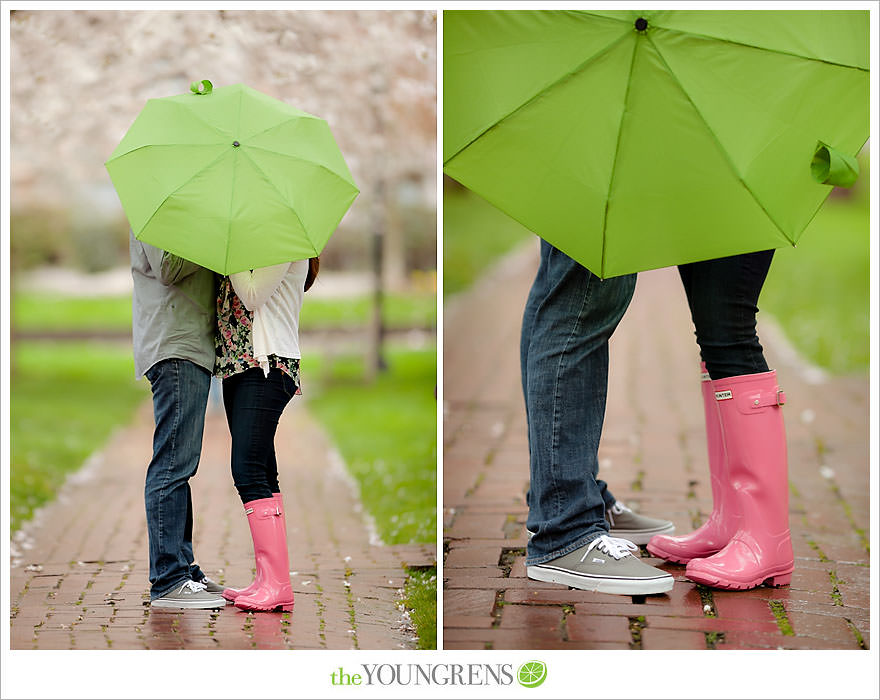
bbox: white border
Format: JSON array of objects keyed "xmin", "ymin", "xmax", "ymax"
[{"xmin": 3, "ymin": 2, "xmax": 879, "ymax": 699}]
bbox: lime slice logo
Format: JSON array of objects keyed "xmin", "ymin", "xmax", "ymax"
[{"xmin": 517, "ymin": 660, "xmax": 547, "ymax": 688}]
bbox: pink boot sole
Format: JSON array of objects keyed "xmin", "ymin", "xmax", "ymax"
[
  {"xmin": 234, "ymin": 600, "xmax": 294, "ymax": 613},
  {"xmin": 686, "ymin": 566, "xmax": 793, "ymax": 590}
]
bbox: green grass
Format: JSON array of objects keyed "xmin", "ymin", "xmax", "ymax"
[
  {"xmin": 402, "ymin": 567, "xmax": 438, "ymax": 649},
  {"xmin": 11, "ymin": 294, "xmax": 132, "ymax": 332},
  {"xmin": 300, "ymin": 292, "xmax": 436, "ymax": 330},
  {"xmin": 444, "ymin": 176, "xmax": 869, "ymax": 374},
  {"xmin": 11, "ymin": 340, "xmax": 438, "ymax": 647},
  {"xmin": 443, "ymin": 182, "xmax": 534, "ymax": 296},
  {"xmin": 9, "ymin": 342, "xmax": 149, "ymax": 532},
  {"xmin": 303, "ymin": 346, "xmax": 437, "ymax": 649},
  {"xmin": 759, "ymin": 192, "xmax": 869, "ymax": 374},
  {"xmin": 303, "ymin": 347, "xmax": 437, "ymax": 545},
  {"xmin": 11, "ymin": 291, "xmax": 436, "ymax": 334}
]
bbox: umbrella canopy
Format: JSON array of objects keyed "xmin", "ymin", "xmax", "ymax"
[
  {"xmin": 106, "ymin": 80, "xmax": 359, "ymax": 275},
  {"xmin": 444, "ymin": 10, "xmax": 869, "ymax": 278}
]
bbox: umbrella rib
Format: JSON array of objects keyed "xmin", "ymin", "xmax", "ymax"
[
  {"xmin": 240, "ymin": 150, "xmax": 319, "ymax": 256},
  {"xmin": 444, "ymin": 30, "xmax": 632, "ymax": 165},
  {"xmin": 136, "ymin": 148, "xmax": 232, "ymax": 242},
  {"xmin": 599, "ymin": 34, "xmax": 640, "ymax": 279},
  {"xmin": 650, "ymin": 22, "xmax": 868, "ymax": 72},
  {"xmin": 224, "ymin": 90, "xmax": 245, "ymax": 274},
  {"xmin": 242, "ymin": 114, "xmax": 309, "ymax": 144},
  {"xmin": 246, "ymin": 144, "xmax": 357, "ymax": 186},
  {"xmin": 172, "ymin": 98, "xmax": 231, "ymax": 140},
  {"xmin": 648, "ymin": 33, "xmax": 795, "ymax": 247},
  {"xmin": 575, "ymin": 11, "xmax": 868, "ymax": 71}
]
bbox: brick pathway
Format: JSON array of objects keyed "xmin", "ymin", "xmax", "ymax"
[
  {"xmin": 10, "ymin": 399, "xmax": 434, "ymax": 650},
  {"xmin": 443, "ymin": 241, "xmax": 870, "ymax": 651}
]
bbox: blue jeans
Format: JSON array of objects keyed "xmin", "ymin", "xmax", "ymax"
[
  {"xmin": 521, "ymin": 240, "xmax": 636, "ymax": 565},
  {"xmin": 222, "ymin": 367, "xmax": 297, "ymax": 504},
  {"xmin": 144, "ymin": 359, "xmax": 211, "ymax": 600},
  {"xmin": 678, "ymin": 250, "xmax": 773, "ymax": 380}
]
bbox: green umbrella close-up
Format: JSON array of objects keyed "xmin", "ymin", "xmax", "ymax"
[
  {"xmin": 106, "ymin": 80, "xmax": 359, "ymax": 275},
  {"xmin": 444, "ymin": 10, "xmax": 869, "ymax": 278}
]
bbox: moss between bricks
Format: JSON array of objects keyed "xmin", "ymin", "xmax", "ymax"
[
  {"xmin": 491, "ymin": 590, "xmax": 506, "ymax": 628},
  {"xmin": 344, "ymin": 567, "xmax": 360, "ymax": 650},
  {"xmin": 769, "ymin": 600, "xmax": 795, "ymax": 636},
  {"xmin": 845, "ymin": 618, "xmax": 867, "ymax": 650},
  {"xmin": 806, "ymin": 539, "xmax": 830, "ymax": 562},
  {"xmin": 630, "ymin": 469, "xmax": 645, "ymax": 492},
  {"xmin": 498, "ymin": 547, "xmax": 526, "ymax": 577},
  {"xmin": 560, "ymin": 604, "xmax": 575, "ymax": 642},
  {"xmin": 705, "ymin": 630, "xmax": 725, "ymax": 649},
  {"xmin": 628, "ymin": 615, "xmax": 646, "ymax": 649},
  {"xmin": 696, "ymin": 585, "xmax": 716, "ymax": 617},
  {"xmin": 829, "ymin": 570, "xmax": 844, "ymax": 606}
]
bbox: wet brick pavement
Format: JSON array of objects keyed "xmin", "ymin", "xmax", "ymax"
[
  {"xmin": 10, "ymin": 400, "xmax": 434, "ymax": 650},
  {"xmin": 443, "ymin": 241, "xmax": 870, "ymax": 651}
]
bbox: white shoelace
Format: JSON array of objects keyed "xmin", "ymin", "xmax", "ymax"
[
  {"xmin": 181, "ymin": 580, "xmax": 207, "ymax": 594},
  {"xmin": 610, "ymin": 500, "xmax": 631, "ymax": 515},
  {"xmin": 607, "ymin": 500, "xmax": 632, "ymax": 527},
  {"xmin": 580, "ymin": 535, "xmax": 638, "ymax": 562}
]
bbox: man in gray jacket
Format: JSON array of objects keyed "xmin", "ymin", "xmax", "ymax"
[{"xmin": 131, "ymin": 233, "xmax": 225, "ymax": 608}]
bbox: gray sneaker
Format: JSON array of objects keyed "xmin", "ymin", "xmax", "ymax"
[
  {"xmin": 525, "ymin": 501, "xmax": 675, "ymax": 545},
  {"xmin": 150, "ymin": 580, "xmax": 226, "ymax": 609},
  {"xmin": 526, "ymin": 535, "xmax": 674, "ymax": 595},
  {"xmin": 197, "ymin": 576, "xmax": 228, "ymax": 596},
  {"xmin": 606, "ymin": 500, "xmax": 674, "ymax": 545}
]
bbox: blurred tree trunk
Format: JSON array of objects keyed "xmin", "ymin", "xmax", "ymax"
[
  {"xmin": 383, "ymin": 187, "xmax": 407, "ymax": 292},
  {"xmin": 366, "ymin": 64, "xmax": 388, "ymax": 380}
]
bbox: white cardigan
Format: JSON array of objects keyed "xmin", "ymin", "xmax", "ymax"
[{"xmin": 229, "ymin": 260, "xmax": 308, "ymax": 376}]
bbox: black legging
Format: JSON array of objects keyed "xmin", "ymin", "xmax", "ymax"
[
  {"xmin": 222, "ymin": 367, "xmax": 297, "ymax": 504},
  {"xmin": 678, "ymin": 250, "xmax": 774, "ymax": 380}
]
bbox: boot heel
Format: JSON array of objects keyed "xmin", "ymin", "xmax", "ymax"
[
  {"xmin": 766, "ymin": 572, "xmax": 792, "ymax": 587},
  {"xmin": 280, "ymin": 603, "xmax": 294, "ymax": 612}
]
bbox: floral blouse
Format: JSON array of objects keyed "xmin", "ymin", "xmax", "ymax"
[{"xmin": 214, "ymin": 276, "xmax": 301, "ymax": 393}]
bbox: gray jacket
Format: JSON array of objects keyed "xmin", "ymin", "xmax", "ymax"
[{"xmin": 130, "ymin": 232, "xmax": 218, "ymax": 378}]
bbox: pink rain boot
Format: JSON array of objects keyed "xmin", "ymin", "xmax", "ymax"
[
  {"xmin": 686, "ymin": 370, "xmax": 794, "ymax": 590},
  {"xmin": 234, "ymin": 496, "xmax": 295, "ymax": 612},
  {"xmin": 222, "ymin": 493, "xmax": 284, "ymax": 602},
  {"xmin": 647, "ymin": 363, "xmax": 741, "ymax": 563}
]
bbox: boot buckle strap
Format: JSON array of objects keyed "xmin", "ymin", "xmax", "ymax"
[{"xmin": 750, "ymin": 388, "xmax": 786, "ymax": 408}]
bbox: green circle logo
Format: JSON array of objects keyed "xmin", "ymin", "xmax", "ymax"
[{"xmin": 517, "ymin": 660, "xmax": 547, "ymax": 688}]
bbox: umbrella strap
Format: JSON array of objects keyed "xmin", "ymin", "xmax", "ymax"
[
  {"xmin": 190, "ymin": 79, "xmax": 213, "ymax": 95},
  {"xmin": 811, "ymin": 141, "xmax": 859, "ymax": 188}
]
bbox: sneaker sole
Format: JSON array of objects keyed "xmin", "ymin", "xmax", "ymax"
[
  {"xmin": 526, "ymin": 564, "xmax": 674, "ymax": 595},
  {"xmin": 609, "ymin": 523, "xmax": 675, "ymax": 546},
  {"xmin": 150, "ymin": 598, "xmax": 226, "ymax": 609}
]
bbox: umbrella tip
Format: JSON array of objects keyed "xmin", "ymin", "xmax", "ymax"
[{"xmin": 635, "ymin": 17, "xmax": 648, "ymax": 32}]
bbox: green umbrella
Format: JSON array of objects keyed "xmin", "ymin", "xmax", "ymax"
[
  {"xmin": 106, "ymin": 80, "xmax": 359, "ymax": 274},
  {"xmin": 444, "ymin": 10, "xmax": 869, "ymax": 278}
]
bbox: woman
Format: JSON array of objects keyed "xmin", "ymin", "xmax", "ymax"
[
  {"xmin": 215, "ymin": 257, "xmax": 319, "ymax": 612},
  {"xmin": 647, "ymin": 250, "xmax": 793, "ymax": 590}
]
